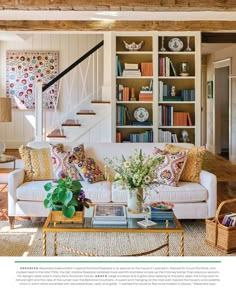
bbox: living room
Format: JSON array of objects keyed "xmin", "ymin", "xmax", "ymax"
[{"xmin": 1, "ymin": 0, "xmax": 236, "ymax": 265}]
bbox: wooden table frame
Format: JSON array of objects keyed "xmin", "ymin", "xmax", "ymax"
[{"xmin": 43, "ymin": 211, "xmax": 184, "ymax": 257}]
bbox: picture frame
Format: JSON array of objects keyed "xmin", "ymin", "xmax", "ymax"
[{"xmin": 207, "ymin": 80, "xmax": 213, "ymax": 99}]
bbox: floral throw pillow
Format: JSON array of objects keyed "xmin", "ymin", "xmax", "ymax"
[
  {"xmin": 164, "ymin": 144, "xmax": 206, "ymax": 183},
  {"xmin": 153, "ymin": 149, "xmax": 188, "ymax": 186},
  {"xmin": 68, "ymin": 144, "xmax": 85, "ymax": 164},
  {"xmin": 77, "ymin": 157, "xmax": 105, "ymax": 184},
  {"xmin": 50, "ymin": 144, "xmax": 82, "ymax": 181}
]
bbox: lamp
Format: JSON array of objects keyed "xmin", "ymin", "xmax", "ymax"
[{"xmin": 0, "ymin": 97, "xmax": 12, "ymax": 155}]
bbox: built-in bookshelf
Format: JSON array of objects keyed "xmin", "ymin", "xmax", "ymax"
[
  {"xmin": 113, "ymin": 32, "xmax": 201, "ymax": 145},
  {"xmin": 115, "ymin": 34, "xmax": 154, "ymax": 143}
]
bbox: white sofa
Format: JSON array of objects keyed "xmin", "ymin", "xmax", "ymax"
[{"xmin": 8, "ymin": 142, "xmax": 217, "ymax": 228}]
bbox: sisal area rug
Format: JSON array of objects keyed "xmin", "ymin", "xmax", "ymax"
[{"xmin": 0, "ymin": 220, "xmax": 235, "ymax": 257}]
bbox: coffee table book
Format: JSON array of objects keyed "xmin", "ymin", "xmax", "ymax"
[{"xmin": 92, "ymin": 204, "xmax": 127, "ymax": 225}]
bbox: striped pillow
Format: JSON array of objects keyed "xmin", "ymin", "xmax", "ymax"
[{"xmin": 19, "ymin": 145, "xmax": 54, "ymax": 181}]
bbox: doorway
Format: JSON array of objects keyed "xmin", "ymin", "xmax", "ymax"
[{"xmin": 213, "ymin": 58, "xmax": 231, "ymax": 159}]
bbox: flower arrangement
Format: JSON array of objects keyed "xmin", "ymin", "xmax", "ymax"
[
  {"xmin": 105, "ymin": 149, "xmax": 164, "ymax": 197},
  {"xmin": 43, "ymin": 177, "xmax": 91, "ymax": 219}
]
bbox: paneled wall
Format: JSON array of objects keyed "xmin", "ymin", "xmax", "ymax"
[{"xmin": 0, "ymin": 32, "xmax": 105, "ymax": 148}]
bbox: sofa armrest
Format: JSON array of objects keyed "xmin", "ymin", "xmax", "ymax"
[
  {"xmin": 8, "ymin": 168, "xmax": 25, "ymax": 216},
  {"xmin": 199, "ymin": 170, "xmax": 217, "ymax": 218}
]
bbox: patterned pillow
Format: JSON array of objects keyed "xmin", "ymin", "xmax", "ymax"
[
  {"xmin": 50, "ymin": 144, "xmax": 82, "ymax": 180},
  {"xmin": 153, "ymin": 149, "xmax": 188, "ymax": 186},
  {"xmin": 164, "ymin": 144, "xmax": 206, "ymax": 183},
  {"xmin": 68, "ymin": 144, "xmax": 85, "ymax": 164},
  {"xmin": 19, "ymin": 145, "xmax": 54, "ymax": 181},
  {"xmin": 76, "ymin": 157, "xmax": 105, "ymax": 183}
]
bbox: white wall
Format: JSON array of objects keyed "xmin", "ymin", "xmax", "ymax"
[
  {"xmin": 0, "ymin": 33, "xmax": 106, "ymax": 148},
  {"xmin": 206, "ymin": 44, "xmax": 236, "ymax": 162}
]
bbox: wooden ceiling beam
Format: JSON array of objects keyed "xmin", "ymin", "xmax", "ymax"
[
  {"xmin": 0, "ymin": 0, "xmax": 236, "ymax": 11},
  {"xmin": 1, "ymin": 20, "xmax": 236, "ymax": 31},
  {"xmin": 202, "ymin": 32, "xmax": 236, "ymax": 43}
]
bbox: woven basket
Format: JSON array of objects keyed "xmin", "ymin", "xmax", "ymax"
[{"xmin": 205, "ymin": 198, "xmax": 236, "ymax": 253}]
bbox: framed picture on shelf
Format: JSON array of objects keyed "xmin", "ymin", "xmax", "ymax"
[{"xmin": 207, "ymin": 81, "xmax": 213, "ymax": 99}]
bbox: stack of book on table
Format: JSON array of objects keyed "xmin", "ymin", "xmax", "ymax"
[
  {"xmin": 92, "ymin": 204, "xmax": 127, "ymax": 225},
  {"xmin": 151, "ymin": 208, "xmax": 174, "ymax": 222}
]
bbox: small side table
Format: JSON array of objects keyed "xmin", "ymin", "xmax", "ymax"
[
  {"xmin": 0, "ymin": 154, "xmax": 16, "ymax": 170},
  {"xmin": 0, "ymin": 154, "xmax": 16, "ymax": 220}
]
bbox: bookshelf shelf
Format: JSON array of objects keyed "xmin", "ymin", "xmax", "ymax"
[
  {"xmin": 116, "ymin": 51, "xmax": 153, "ymax": 55},
  {"xmin": 116, "ymin": 125, "xmax": 153, "ymax": 129},
  {"xmin": 159, "ymin": 101, "xmax": 195, "ymax": 104},
  {"xmin": 158, "ymin": 51, "xmax": 196, "ymax": 55},
  {"xmin": 159, "ymin": 76, "xmax": 196, "ymax": 80},
  {"xmin": 117, "ymin": 101, "xmax": 153, "ymax": 104}
]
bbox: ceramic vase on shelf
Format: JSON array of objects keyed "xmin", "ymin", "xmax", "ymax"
[{"xmin": 128, "ymin": 187, "xmax": 143, "ymax": 214}]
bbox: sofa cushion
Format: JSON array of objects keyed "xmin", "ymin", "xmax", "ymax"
[
  {"xmin": 16, "ymin": 180, "xmax": 51, "ymax": 201},
  {"xmin": 153, "ymin": 149, "xmax": 188, "ymax": 186},
  {"xmin": 50, "ymin": 143, "xmax": 82, "ymax": 180},
  {"xmin": 68, "ymin": 143, "xmax": 85, "ymax": 164},
  {"xmin": 79, "ymin": 181, "xmax": 112, "ymax": 202},
  {"xmin": 16, "ymin": 180, "xmax": 112, "ymax": 203},
  {"xmin": 111, "ymin": 182, "xmax": 208, "ymax": 203},
  {"xmin": 19, "ymin": 146, "xmax": 54, "ymax": 182},
  {"xmin": 164, "ymin": 144, "xmax": 206, "ymax": 183},
  {"xmin": 76, "ymin": 157, "xmax": 105, "ymax": 184}
]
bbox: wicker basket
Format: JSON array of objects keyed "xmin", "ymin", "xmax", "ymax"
[{"xmin": 205, "ymin": 198, "xmax": 236, "ymax": 253}]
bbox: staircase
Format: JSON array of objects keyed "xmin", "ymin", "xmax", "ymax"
[
  {"xmin": 47, "ymin": 100, "xmax": 111, "ymax": 143},
  {"xmin": 36, "ymin": 40, "xmax": 111, "ymax": 143}
]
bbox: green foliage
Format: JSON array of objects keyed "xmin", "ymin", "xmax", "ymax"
[{"xmin": 43, "ymin": 177, "xmax": 91, "ymax": 219}]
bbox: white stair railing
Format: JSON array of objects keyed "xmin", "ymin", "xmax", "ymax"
[{"xmin": 34, "ymin": 41, "xmax": 104, "ymax": 140}]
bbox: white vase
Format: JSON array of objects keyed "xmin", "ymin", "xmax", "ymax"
[{"xmin": 128, "ymin": 187, "xmax": 143, "ymax": 214}]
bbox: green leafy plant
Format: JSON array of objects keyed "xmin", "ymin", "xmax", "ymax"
[{"xmin": 43, "ymin": 177, "xmax": 91, "ymax": 218}]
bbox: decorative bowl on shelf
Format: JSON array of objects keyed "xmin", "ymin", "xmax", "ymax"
[
  {"xmin": 150, "ymin": 202, "xmax": 174, "ymax": 211},
  {"xmin": 123, "ymin": 40, "xmax": 144, "ymax": 51}
]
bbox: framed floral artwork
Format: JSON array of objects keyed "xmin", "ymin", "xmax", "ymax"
[{"xmin": 6, "ymin": 51, "xmax": 59, "ymax": 109}]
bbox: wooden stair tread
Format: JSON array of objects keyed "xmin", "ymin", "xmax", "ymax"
[
  {"xmin": 91, "ymin": 100, "xmax": 110, "ymax": 104},
  {"xmin": 77, "ymin": 110, "xmax": 96, "ymax": 115},
  {"xmin": 47, "ymin": 129, "xmax": 66, "ymax": 138},
  {"xmin": 62, "ymin": 119, "xmax": 81, "ymax": 126}
]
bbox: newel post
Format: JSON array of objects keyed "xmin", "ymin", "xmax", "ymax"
[{"xmin": 35, "ymin": 81, "xmax": 44, "ymax": 141}]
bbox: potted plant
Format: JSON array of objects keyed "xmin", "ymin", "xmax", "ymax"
[
  {"xmin": 105, "ymin": 149, "xmax": 164, "ymax": 214},
  {"xmin": 43, "ymin": 177, "xmax": 91, "ymax": 221}
]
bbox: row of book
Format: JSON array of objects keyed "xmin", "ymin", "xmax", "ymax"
[
  {"xmin": 116, "ymin": 105, "xmax": 131, "ymax": 126},
  {"xmin": 151, "ymin": 209, "xmax": 174, "ymax": 221},
  {"xmin": 158, "ymin": 129, "xmax": 178, "ymax": 143},
  {"xmin": 116, "ymin": 84, "xmax": 131, "ymax": 101},
  {"xmin": 130, "ymin": 130, "xmax": 153, "ymax": 143},
  {"xmin": 159, "ymin": 81, "xmax": 195, "ymax": 101},
  {"xmin": 159, "ymin": 57, "xmax": 177, "ymax": 77},
  {"xmin": 222, "ymin": 213, "xmax": 236, "ymax": 227},
  {"xmin": 158, "ymin": 105, "xmax": 193, "ymax": 126},
  {"xmin": 180, "ymin": 89, "xmax": 195, "ymax": 101},
  {"xmin": 116, "ymin": 84, "xmax": 153, "ymax": 101},
  {"xmin": 116, "ymin": 57, "xmax": 153, "ymax": 77}
]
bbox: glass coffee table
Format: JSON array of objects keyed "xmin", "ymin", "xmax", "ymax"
[{"xmin": 42, "ymin": 206, "xmax": 184, "ymax": 257}]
